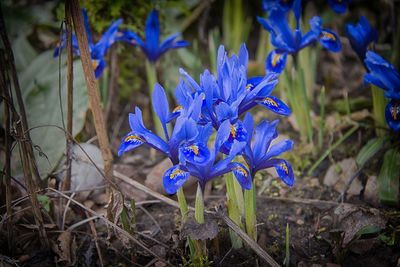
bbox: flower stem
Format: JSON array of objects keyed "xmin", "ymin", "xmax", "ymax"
[
  {"xmin": 225, "ymin": 172, "xmax": 243, "ymax": 248},
  {"xmin": 371, "ymin": 85, "xmax": 387, "ymax": 137},
  {"xmin": 194, "ymin": 184, "xmax": 207, "ymax": 259},
  {"xmin": 145, "ymin": 60, "xmax": 164, "ymax": 137},
  {"xmin": 195, "ymin": 184, "xmax": 204, "ymax": 224},
  {"xmin": 177, "ymin": 187, "xmax": 196, "ymax": 257},
  {"xmin": 244, "ymin": 184, "xmax": 257, "ymax": 241},
  {"xmin": 177, "ymin": 187, "xmax": 189, "ymax": 220},
  {"xmin": 284, "ymin": 65, "xmax": 313, "ymax": 144}
]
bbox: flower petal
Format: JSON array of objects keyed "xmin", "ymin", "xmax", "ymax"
[
  {"xmin": 180, "ymin": 142, "xmax": 211, "ymax": 165},
  {"xmin": 265, "ymin": 50, "xmax": 287, "ymax": 74},
  {"xmin": 274, "ymin": 159, "xmax": 294, "ymax": 186},
  {"xmin": 319, "ymin": 29, "xmax": 342, "ymax": 52},
  {"xmin": 256, "ymin": 95, "xmax": 291, "ymax": 116},
  {"xmin": 118, "ymin": 132, "xmax": 145, "ymax": 156},
  {"xmin": 220, "ymin": 120, "xmax": 247, "ymax": 154},
  {"xmin": 385, "ymin": 100, "xmax": 400, "ymax": 132},
  {"xmin": 230, "ymin": 162, "xmax": 252, "ymax": 190},
  {"xmin": 163, "ymin": 165, "xmax": 189, "ymax": 194},
  {"xmin": 145, "ymin": 9, "xmax": 160, "ymax": 61}
]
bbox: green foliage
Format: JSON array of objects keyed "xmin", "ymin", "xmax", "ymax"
[
  {"xmin": 356, "ymin": 137, "xmax": 387, "ymax": 168},
  {"xmin": 180, "ymin": 256, "xmax": 213, "ymax": 267},
  {"xmin": 120, "ymin": 200, "xmax": 136, "ymax": 234},
  {"xmin": 222, "ymin": 0, "xmax": 252, "ymax": 53},
  {"xmin": 37, "ymin": 194, "xmax": 51, "ymax": 212},
  {"xmin": 12, "ymin": 37, "xmax": 88, "ymax": 177},
  {"xmin": 378, "ymin": 148, "xmax": 400, "ymax": 205}
]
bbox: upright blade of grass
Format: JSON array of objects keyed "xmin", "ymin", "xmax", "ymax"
[
  {"xmin": 145, "ymin": 60, "xmax": 164, "ymax": 137},
  {"xmin": 371, "ymin": 85, "xmax": 387, "ymax": 137},
  {"xmin": 256, "ymin": 29, "xmax": 270, "ymax": 64},
  {"xmin": 298, "ymin": 67, "xmax": 313, "ymax": 144},
  {"xmin": 308, "ymin": 125, "xmax": 359, "ymax": 176},
  {"xmin": 378, "ymin": 148, "xmax": 400, "ymax": 205},
  {"xmin": 226, "ymin": 172, "xmax": 243, "ymax": 248},
  {"xmin": 244, "ymin": 185, "xmax": 257, "ymax": 241},
  {"xmin": 356, "ymin": 137, "xmax": 388, "ymax": 167},
  {"xmin": 318, "ymin": 86, "xmax": 326, "ymax": 151},
  {"xmin": 284, "ymin": 223, "xmax": 290, "ymax": 267}
]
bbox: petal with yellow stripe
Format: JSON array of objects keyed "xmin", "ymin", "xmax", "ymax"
[
  {"xmin": 118, "ymin": 132, "xmax": 145, "ymax": 156},
  {"xmin": 265, "ymin": 50, "xmax": 287, "ymax": 74},
  {"xmin": 256, "ymin": 95, "xmax": 291, "ymax": 116},
  {"xmin": 163, "ymin": 165, "xmax": 189, "ymax": 194}
]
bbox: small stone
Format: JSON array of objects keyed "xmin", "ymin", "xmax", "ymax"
[
  {"xmin": 296, "ymin": 219, "xmax": 305, "ymax": 225},
  {"xmin": 268, "ymin": 229, "xmax": 280, "ymax": 238},
  {"xmin": 154, "ymin": 261, "xmax": 167, "ymax": 267},
  {"xmin": 364, "ymin": 176, "xmax": 379, "ymax": 206},
  {"xmin": 323, "ymin": 158, "xmax": 362, "ymax": 196},
  {"xmin": 83, "ymin": 200, "xmax": 95, "ymax": 209},
  {"xmin": 145, "ymin": 158, "xmax": 197, "ymax": 194},
  {"xmin": 295, "ymin": 207, "xmax": 303, "ymax": 216},
  {"xmin": 309, "ymin": 178, "xmax": 320, "ymax": 187},
  {"xmin": 145, "ymin": 158, "xmax": 173, "ymax": 193}
]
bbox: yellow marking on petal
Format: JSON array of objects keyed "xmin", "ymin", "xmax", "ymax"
[
  {"xmin": 173, "ymin": 105, "xmax": 183, "ymax": 113},
  {"xmin": 263, "ymin": 97, "xmax": 278, "ymax": 107},
  {"xmin": 246, "ymin": 84, "xmax": 253, "ymax": 90},
  {"xmin": 391, "ymin": 103, "xmax": 399, "ymax": 120},
  {"xmin": 271, "ymin": 53, "xmax": 282, "ymax": 67},
  {"xmin": 280, "ymin": 163, "xmax": 289, "ymax": 175},
  {"xmin": 234, "ymin": 166, "xmax": 248, "ymax": 177},
  {"xmin": 170, "ymin": 168, "xmax": 185, "ymax": 180},
  {"xmin": 189, "ymin": 145, "xmax": 199, "ymax": 155},
  {"xmin": 321, "ymin": 31, "xmax": 336, "ymax": 41},
  {"xmin": 124, "ymin": 135, "xmax": 144, "ymax": 143},
  {"xmin": 230, "ymin": 124, "xmax": 237, "ymax": 139},
  {"xmin": 92, "ymin": 59, "xmax": 99, "ymax": 70}
]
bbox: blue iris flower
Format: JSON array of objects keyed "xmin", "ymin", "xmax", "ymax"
[
  {"xmin": 345, "ymin": 16, "xmax": 378, "ymax": 60},
  {"xmin": 118, "ymin": 9, "xmax": 189, "ymax": 62},
  {"xmin": 327, "ymin": 0, "xmax": 351, "ymax": 14},
  {"xmin": 262, "ymin": 0, "xmax": 294, "ymax": 13},
  {"xmin": 118, "ymin": 83, "xmax": 207, "ymax": 165},
  {"xmin": 257, "ymin": 0, "xmax": 342, "ymax": 74},
  {"xmin": 176, "ymin": 44, "xmax": 290, "ymax": 154},
  {"xmin": 241, "ymin": 113, "xmax": 295, "ymax": 186},
  {"xmin": 54, "ymin": 9, "xmax": 124, "ymax": 78},
  {"xmin": 364, "ymin": 51, "xmax": 400, "ymax": 132},
  {"xmin": 163, "ymin": 120, "xmax": 251, "ymax": 194}
]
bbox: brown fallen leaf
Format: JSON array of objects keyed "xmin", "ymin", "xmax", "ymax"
[
  {"xmin": 333, "ymin": 203, "xmax": 386, "ymax": 246},
  {"xmin": 54, "ymin": 231, "xmax": 77, "ymax": 266},
  {"xmin": 181, "ymin": 216, "xmax": 218, "ymax": 241}
]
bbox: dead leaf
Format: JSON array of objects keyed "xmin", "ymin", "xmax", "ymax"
[
  {"xmin": 181, "ymin": 217, "xmax": 218, "ymax": 241},
  {"xmin": 54, "ymin": 231, "xmax": 77, "ymax": 266},
  {"xmin": 334, "ymin": 203, "xmax": 386, "ymax": 246}
]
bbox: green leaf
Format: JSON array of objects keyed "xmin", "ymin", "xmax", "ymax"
[
  {"xmin": 354, "ymin": 225, "xmax": 381, "ymax": 238},
  {"xmin": 356, "ymin": 137, "xmax": 387, "ymax": 167},
  {"xmin": 17, "ymin": 50, "xmax": 88, "ymax": 177},
  {"xmin": 37, "ymin": 194, "xmax": 51, "ymax": 212},
  {"xmin": 378, "ymin": 148, "xmax": 400, "ymax": 205},
  {"xmin": 12, "ymin": 35, "xmax": 38, "ymax": 72}
]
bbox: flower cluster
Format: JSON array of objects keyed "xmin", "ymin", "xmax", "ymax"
[
  {"xmin": 346, "ymin": 16, "xmax": 378, "ymax": 60},
  {"xmin": 364, "ymin": 51, "xmax": 400, "ymax": 132},
  {"xmin": 258, "ymin": 0, "xmax": 342, "ymax": 73},
  {"xmin": 344, "ymin": 16, "xmax": 399, "ymax": 132},
  {"xmin": 119, "ymin": 44, "xmax": 295, "ymax": 194},
  {"xmin": 54, "ymin": 9, "xmax": 188, "ymax": 78}
]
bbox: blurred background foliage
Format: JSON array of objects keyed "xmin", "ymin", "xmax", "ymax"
[{"xmin": 1, "ymin": 0, "xmax": 399, "ymax": 178}]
